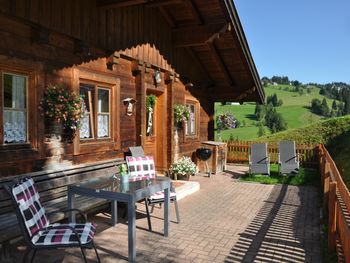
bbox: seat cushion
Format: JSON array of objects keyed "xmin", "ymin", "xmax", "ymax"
[
  {"xmin": 32, "ymin": 223, "xmax": 97, "ymax": 246},
  {"xmin": 149, "ymin": 191, "xmax": 177, "ymax": 201}
]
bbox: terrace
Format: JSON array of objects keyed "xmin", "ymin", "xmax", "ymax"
[{"xmin": 6, "ymin": 164, "xmax": 321, "ymax": 263}]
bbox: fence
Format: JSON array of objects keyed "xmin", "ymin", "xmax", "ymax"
[
  {"xmin": 319, "ymin": 144, "xmax": 350, "ymax": 262},
  {"xmin": 225, "ymin": 140, "xmax": 318, "ymax": 167}
]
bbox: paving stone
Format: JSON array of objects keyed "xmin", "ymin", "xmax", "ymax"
[{"xmin": 6, "ymin": 165, "xmax": 321, "ymax": 262}]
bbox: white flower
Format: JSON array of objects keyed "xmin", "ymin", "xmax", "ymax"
[{"xmin": 170, "ymin": 156, "xmax": 197, "ymax": 176}]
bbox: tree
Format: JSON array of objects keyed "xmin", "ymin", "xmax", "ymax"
[
  {"xmin": 264, "ymin": 105, "xmax": 287, "ymax": 133},
  {"xmin": 311, "ymin": 98, "xmax": 322, "ymax": 115},
  {"xmin": 257, "ymin": 124, "xmax": 266, "ymax": 137},
  {"xmin": 266, "ymin": 93, "xmax": 282, "ymax": 107},
  {"xmin": 255, "ymin": 103, "xmax": 265, "ymax": 120},
  {"xmin": 344, "ymin": 96, "xmax": 350, "ymax": 115},
  {"xmin": 321, "ymin": 98, "xmax": 329, "ymax": 116},
  {"xmin": 292, "ymin": 80, "xmax": 301, "ymax": 87},
  {"xmin": 332, "ymin": 100, "xmax": 337, "ymax": 110}
]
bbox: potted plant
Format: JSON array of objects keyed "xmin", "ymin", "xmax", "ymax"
[
  {"xmin": 174, "ymin": 104, "xmax": 190, "ymax": 129},
  {"xmin": 119, "ymin": 163, "xmax": 129, "ymax": 183},
  {"xmin": 39, "ymin": 84, "xmax": 85, "ymax": 142},
  {"xmin": 169, "ymin": 156, "xmax": 197, "ymax": 180}
]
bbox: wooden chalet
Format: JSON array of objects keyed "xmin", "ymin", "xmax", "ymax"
[{"xmin": 0, "ymin": 0, "xmax": 264, "ymax": 177}]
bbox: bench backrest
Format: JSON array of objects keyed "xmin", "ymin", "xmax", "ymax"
[{"xmin": 0, "ymin": 159, "xmax": 123, "ymax": 243}]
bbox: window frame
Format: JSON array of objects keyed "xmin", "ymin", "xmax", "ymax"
[
  {"xmin": 74, "ymin": 68, "xmax": 120, "ymax": 155},
  {"xmin": 2, "ymin": 72, "xmax": 29, "ymax": 145},
  {"xmin": 184, "ymin": 98, "xmax": 200, "ymax": 139},
  {"xmin": 79, "ymin": 83, "xmax": 112, "ymax": 141}
]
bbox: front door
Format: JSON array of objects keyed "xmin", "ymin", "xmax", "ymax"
[{"xmin": 143, "ymin": 90, "xmax": 167, "ymax": 172}]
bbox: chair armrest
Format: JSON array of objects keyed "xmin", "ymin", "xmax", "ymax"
[{"xmin": 47, "ymin": 208, "xmax": 87, "ymax": 223}]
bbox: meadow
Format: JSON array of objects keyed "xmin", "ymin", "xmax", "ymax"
[{"xmin": 215, "ymin": 84, "xmax": 336, "ymax": 140}]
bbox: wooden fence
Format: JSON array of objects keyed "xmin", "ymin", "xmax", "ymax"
[
  {"xmin": 225, "ymin": 140, "xmax": 319, "ymax": 167},
  {"xmin": 319, "ymin": 144, "xmax": 350, "ymax": 262}
]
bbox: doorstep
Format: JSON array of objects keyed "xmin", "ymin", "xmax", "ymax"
[{"xmin": 173, "ymin": 180, "xmax": 200, "ymax": 201}]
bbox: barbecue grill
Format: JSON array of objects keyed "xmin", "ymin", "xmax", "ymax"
[{"xmin": 196, "ymin": 148, "xmax": 212, "ymax": 177}]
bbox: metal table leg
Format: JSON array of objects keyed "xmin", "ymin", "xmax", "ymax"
[{"xmin": 128, "ymin": 198, "xmax": 136, "ymax": 262}]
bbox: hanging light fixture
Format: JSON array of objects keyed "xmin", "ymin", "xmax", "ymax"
[{"xmin": 154, "ymin": 70, "xmax": 162, "ymax": 85}]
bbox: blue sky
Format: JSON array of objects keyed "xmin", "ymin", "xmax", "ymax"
[{"xmin": 234, "ymin": 0, "xmax": 350, "ymax": 84}]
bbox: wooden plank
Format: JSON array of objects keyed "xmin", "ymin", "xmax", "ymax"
[{"xmin": 328, "ymin": 181, "xmax": 337, "ymax": 251}]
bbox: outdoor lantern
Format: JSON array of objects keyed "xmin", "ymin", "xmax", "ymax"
[
  {"xmin": 154, "ymin": 70, "xmax": 162, "ymax": 85},
  {"xmin": 123, "ymin": 98, "xmax": 137, "ymax": 116}
]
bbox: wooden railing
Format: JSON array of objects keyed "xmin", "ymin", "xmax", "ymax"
[
  {"xmin": 225, "ymin": 140, "xmax": 318, "ymax": 167},
  {"xmin": 319, "ymin": 144, "xmax": 350, "ymax": 262}
]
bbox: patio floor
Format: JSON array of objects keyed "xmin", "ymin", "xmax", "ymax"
[{"xmin": 9, "ymin": 164, "xmax": 321, "ymax": 262}]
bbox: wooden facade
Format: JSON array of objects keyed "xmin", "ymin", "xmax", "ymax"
[{"xmin": 0, "ymin": 0, "xmax": 264, "ymax": 177}]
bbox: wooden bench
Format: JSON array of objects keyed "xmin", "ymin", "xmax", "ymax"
[{"xmin": 0, "ymin": 158, "xmax": 124, "ymax": 260}]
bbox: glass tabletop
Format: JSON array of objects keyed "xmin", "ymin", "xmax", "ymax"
[{"xmin": 73, "ymin": 175, "xmax": 170, "ymax": 194}]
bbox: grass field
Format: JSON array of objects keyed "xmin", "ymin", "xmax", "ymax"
[
  {"xmin": 215, "ymin": 84, "xmax": 335, "ymax": 140},
  {"xmin": 240, "ymin": 164, "xmax": 319, "ymax": 186}
]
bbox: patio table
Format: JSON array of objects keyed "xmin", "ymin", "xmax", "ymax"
[{"xmin": 67, "ymin": 175, "xmax": 171, "ymax": 262}]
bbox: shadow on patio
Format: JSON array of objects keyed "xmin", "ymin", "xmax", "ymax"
[{"xmin": 225, "ymin": 184, "xmax": 321, "ymax": 262}]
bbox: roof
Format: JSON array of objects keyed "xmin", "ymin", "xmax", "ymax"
[{"xmin": 98, "ymin": 0, "xmax": 264, "ymax": 103}]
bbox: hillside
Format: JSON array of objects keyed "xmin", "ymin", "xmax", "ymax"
[
  {"xmin": 215, "ymin": 84, "xmax": 337, "ymax": 140},
  {"xmin": 256, "ymin": 115, "xmax": 350, "ymax": 144},
  {"xmin": 255, "ymin": 115, "xmax": 350, "ymax": 188}
]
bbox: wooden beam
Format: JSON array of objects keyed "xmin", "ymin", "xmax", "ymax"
[
  {"xmin": 97, "ymin": 0, "xmax": 183, "ymax": 9},
  {"xmin": 185, "ymin": 47, "xmax": 213, "ymax": 84},
  {"xmin": 158, "ymin": 6, "xmax": 176, "ymax": 28},
  {"xmin": 207, "ymin": 41, "xmax": 235, "ymax": 86},
  {"xmin": 145, "ymin": 0, "xmax": 183, "ymax": 8},
  {"xmin": 184, "ymin": 0, "xmax": 203, "ymax": 25},
  {"xmin": 173, "ymin": 23, "xmax": 228, "ymax": 47},
  {"xmin": 97, "ymin": 0, "xmax": 146, "ymax": 8},
  {"xmin": 211, "ymin": 86, "xmax": 256, "ymax": 101}
]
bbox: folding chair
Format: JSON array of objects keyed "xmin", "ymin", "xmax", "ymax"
[
  {"xmin": 128, "ymin": 146, "xmax": 145, "ymax": 157},
  {"xmin": 126, "ymin": 155, "xmax": 180, "ymax": 231},
  {"xmin": 278, "ymin": 140, "xmax": 300, "ymax": 175},
  {"xmin": 5, "ymin": 177, "xmax": 100, "ymax": 263},
  {"xmin": 249, "ymin": 143, "xmax": 270, "ymax": 175}
]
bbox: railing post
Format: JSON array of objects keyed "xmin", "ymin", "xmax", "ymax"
[
  {"xmin": 323, "ymin": 162, "xmax": 330, "ymax": 222},
  {"xmin": 328, "ymin": 181, "xmax": 337, "ymax": 252}
]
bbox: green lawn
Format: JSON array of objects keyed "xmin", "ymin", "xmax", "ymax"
[
  {"xmin": 240, "ymin": 164, "xmax": 319, "ymax": 186},
  {"xmin": 215, "ymin": 84, "xmax": 334, "ymax": 140}
]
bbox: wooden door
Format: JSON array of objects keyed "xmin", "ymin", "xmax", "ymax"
[{"xmin": 143, "ymin": 90, "xmax": 167, "ymax": 171}]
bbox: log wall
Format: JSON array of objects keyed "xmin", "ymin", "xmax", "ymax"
[{"xmin": 0, "ymin": 1, "xmax": 211, "ymax": 177}]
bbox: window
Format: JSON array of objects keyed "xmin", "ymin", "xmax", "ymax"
[
  {"xmin": 79, "ymin": 84, "xmax": 110, "ymax": 140},
  {"xmin": 3, "ymin": 73, "xmax": 28, "ymax": 144},
  {"xmin": 186, "ymin": 103, "xmax": 196, "ymax": 136}
]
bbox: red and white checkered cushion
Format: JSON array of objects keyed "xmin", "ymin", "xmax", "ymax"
[
  {"xmin": 32, "ymin": 223, "xmax": 97, "ymax": 246},
  {"xmin": 12, "ymin": 178, "xmax": 49, "ymax": 238},
  {"xmin": 126, "ymin": 156, "xmax": 156, "ymax": 180},
  {"xmin": 11, "ymin": 177, "xmax": 97, "ymax": 247},
  {"xmin": 126, "ymin": 156, "xmax": 177, "ymax": 201}
]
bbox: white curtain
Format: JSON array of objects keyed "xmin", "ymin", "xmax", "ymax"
[
  {"xmin": 190, "ymin": 111, "xmax": 195, "ymax": 134},
  {"xmin": 79, "ymin": 114, "xmax": 91, "ymax": 139},
  {"xmin": 98, "ymin": 115, "xmax": 109, "ymax": 137},
  {"xmin": 4, "ymin": 75, "xmax": 27, "ymax": 143}
]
